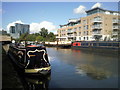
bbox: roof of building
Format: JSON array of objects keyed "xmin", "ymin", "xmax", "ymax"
[{"xmin": 86, "ymin": 7, "xmax": 118, "ymax": 13}]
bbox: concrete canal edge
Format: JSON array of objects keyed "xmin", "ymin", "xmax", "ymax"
[{"xmin": 2, "ymin": 47, "xmax": 24, "ymax": 89}]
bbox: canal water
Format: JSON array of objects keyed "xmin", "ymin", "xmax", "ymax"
[
  {"xmin": 2, "ymin": 45, "xmax": 119, "ymax": 89},
  {"xmin": 47, "ymin": 47, "xmax": 118, "ymax": 88}
]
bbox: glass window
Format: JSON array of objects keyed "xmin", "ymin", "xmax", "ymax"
[
  {"xmin": 87, "ymin": 37, "xmax": 88, "ymax": 40},
  {"xmin": 79, "ymin": 37, "xmax": 81, "ymax": 40},
  {"xmin": 79, "ymin": 27, "xmax": 81, "ymax": 31},
  {"xmin": 84, "ymin": 37, "xmax": 85, "ymax": 40},
  {"xmin": 79, "ymin": 32, "xmax": 81, "ymax": 35}
]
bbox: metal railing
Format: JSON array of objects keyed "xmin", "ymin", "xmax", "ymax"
[{"xmin": 92, "ymin": 25, "xmax": 102, "ymax": 29}]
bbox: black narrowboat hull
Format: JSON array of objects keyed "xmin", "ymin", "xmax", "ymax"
[{"xmin": 8, "ymin": 44, "xmax": 51, "ymax": 75}]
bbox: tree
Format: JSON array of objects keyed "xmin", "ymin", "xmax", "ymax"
[
  {"xmin": 39, "ymin": 28, "xmax": 48, "ymax": 38},
  {"xmin": 36, "ymin": 36, "xmax": 44, "ymax": 42},
  {"xmin": 19, "ymin": 33, "xmax": 28, "ymax": 41},
  {"xmin": 94, "ymin": 35, "xmax": 102, "ymax": 41},
  {"xmin": 47, "ymin": 32, "xmax": 56, "ymax": 41},
  {"xmin": 26, "ymin": 34, "xmax": 36, "ymax": 41}
]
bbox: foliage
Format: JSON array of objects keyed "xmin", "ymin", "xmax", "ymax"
[
  {"xmin": 47, "ymin": 32, "xmax": 56, "ymax": 41},
  {"xmin": 39, "ymin": 28, "xmax": 48, "ymax": 38},
  {"xmin": 17, "ymin": 28, "xmax": 56, "ymax": 42},
  {"xmin": 26, "ymin": 34, "xmax": 36, "ymax": 41},
  {"xmin": 0, "ymin": 30, "xmax": 10, "ymax": 36},
  {"xmin": 94, "ymin": 35, "xmax": 102, "ymax": 41},
  {"xmin": 36, "ymin": 36, "xmax": 44, "ymax": 42}
]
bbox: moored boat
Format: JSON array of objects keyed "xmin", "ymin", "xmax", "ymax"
[
  {"xmin": 72, "ymin": 41, "xmax": 120, "ymax": 52},
  {"xmin": 8, "ymin": 43, "xmax": 51, "ymax": 75}
]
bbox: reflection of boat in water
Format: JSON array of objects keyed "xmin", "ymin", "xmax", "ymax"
[
  {"xmin": 8, "ymin": 43, "xmax": 51, "ymax": 75},
  {"xmin": 24, "ymin": 74, "xmax": 51, "ymax": 90}
]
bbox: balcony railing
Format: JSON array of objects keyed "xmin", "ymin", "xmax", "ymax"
[
  {"xmin": 92, "ymin": 31, "xmax": 101, "ymax": 35},
  {"xmin": 92, "ymin": 25, "xmax": 102, "ymax": 29},
  {"xmin": 112, "ymin": 20, "xmax": 118, "ymax": 23},
  {"xmin": 67, "ymin": 35, "xmax": 76, "ymax": 37},
  {"xmin": 67, "ymin": 30, "xmax": 76, "ymax": 33},
  {"xmin": 113, "ymin": 26, "xmax": 119, "ymax": 29},
  {"xmin": 67, "ymin": 30, "xmax": 73, "ymax": 33},
  {"xmin": 112, "ymin": 32, "xmax": 118, "ymax": 35},
  {"xmin": 93, "ymin": 19, "xmax": 102, "ymax": 23}
]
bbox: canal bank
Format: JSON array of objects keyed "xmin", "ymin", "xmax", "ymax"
[
  {"xmin": 45, "ymin": 41, "xmax": 120, "ymax": 55},
  {"xmin": 2, "ymin": 46, "xmax": 24, "ymax": 89}
]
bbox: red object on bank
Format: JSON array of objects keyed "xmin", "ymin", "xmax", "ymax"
[
  {"xmin": 72, "ymin": 42, "xmax": 81, "ymax": 46},
  {"xmin": 27, "ymin": 45, "xmax": 37, "ymax": 47}
]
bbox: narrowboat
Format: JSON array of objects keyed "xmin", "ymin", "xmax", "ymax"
[
  {"xmin": 8, "ymin": 43, "xmax": 51, "ymax": 75},
  {"xmin": 72, "ymin": 41, "xmax": 120, "ymax": 52}
]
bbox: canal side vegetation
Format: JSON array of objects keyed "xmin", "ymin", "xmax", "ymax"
[{"xmin": 14, "ymin": 28, "xmax": 56, "ymax": 42}]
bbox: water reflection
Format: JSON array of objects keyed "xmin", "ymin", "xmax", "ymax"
[
  {"xmin": 3, "ymin": 45, "xmax": 118, "ymax": 88},
  {"xmin": 47, "ymin": 48, "xmax": 118, "ymax": 80},
  {"xmin": 24, "ymin": 74, "xmax": 51, "ymax": 90},
  {"xmin": 76, "ymin": 64, "xmax": 112, "ymax": 80},
  {"xmin": 70, "ymin": 49, "xmax": 118, "ymax": 79}
]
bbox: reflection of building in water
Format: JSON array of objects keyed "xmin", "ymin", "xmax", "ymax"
[
  {"xmin": 76, "ymin": 64, "xmax": 113, "ymax": 80},
  {"xmin": 25, "ymin": 74, "xmax": 51, "ymax": 90}
]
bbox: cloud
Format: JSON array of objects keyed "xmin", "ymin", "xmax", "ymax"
[
  {"xmin": 7, "ymin": 20, "xmax": 24, "ymax": 33},
  {"xmin": 91, "ymin": 2, "xmax": 102, "ymax": 9},
  {"xmin": 30, "ymin": 21, "xmax": 56, "ymax": 34},
  {"xmin": 0, "ymin": 27, "xmax": 2, "ymax": 31},
  {"xmin": 74, "ymin": 5, "xmax": 86, "ymax": 14}
]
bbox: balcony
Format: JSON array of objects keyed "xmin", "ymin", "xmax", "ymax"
[
  {"xmin": 112, "ymin": 32, "xmax": 118, "ymax": 35},
  {"xmin": 112, "ymin": 20, "xmax": 118, "ymax": 24},
  {"xmin": 92, "ymin": 31, "xmax": 101, "ymax": 35},
  {"xmin": 67, "ymin": 34, "xmax": 76, "ymax": 38},
  {"xmin": 113, "ymin": 26, "xmax": 119, "ymax": 29},
  {"xmin": 92, "ymin": 25, "xmax": 102, "ymax": 30},
  {"xmin": 67, "ymin": 30, "xmax": 76, "ymax": 33},
  {"xmin": 56, "ymin": 36, "xmax": 67, "ymax": 39},
  {"xmin": 93, "ymin": 19, "xmax": 102, "ymax": 23},
  {"xmin": 67, "ymin": 30, "xmax": 73, "ymax": 33}
]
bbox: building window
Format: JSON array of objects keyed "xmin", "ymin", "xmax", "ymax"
[
  {"xmin": 87, "ymin": 37, "xmax": 88, "ymax": 40},
  {"xmin": 79, "ymin": 37, "xmax": 81, "ymax": 40},
  {"xmin": 74, "ymin": 28, "xmax": 77, "ymax": 31},
  {"xmin": 84, "ymin": 37, "xmax": 85, "ymax": 40},
  {"xmin": 94, "ymin": 16, "xmax": 102, "ymax": 21},
  {"xmin": 79, "ymin": 32, "xmax": 81, "ymax": 35},
  {"xmin": 79, "ymin": 27, "xmax": 81, "ymax": 31},
  {"xmin": 87, "ymin": 31, "xmax": 89, "ymax": 35},
  {"xmin": 84, "ymin": 26, "xmax": 86, "ymax": 30},
  {"xmin": 87, "ymin": 25, "xmax": 89, "ymax": 29},
  {"xmin": 83, "ymin": 25, "xmax": 88, "ymax": 30},
  {"xmin": 83, "ymin": 20, "xmax": 87, "ymax": 24},
  {"xmin": 84, "ymin": 31, "xmax": 86, "ymax": 35},
  {"xmin": 12, "ymin": 29, "xmax": 15, "ymax": 33}
]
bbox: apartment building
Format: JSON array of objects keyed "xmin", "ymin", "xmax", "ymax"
[
  {"xmin": 10, "ymin": 23, "xmax": 30, "ymax": 39},
  {"xmin": 57, "ymin": 7, "xmax": 119, "ymax": 41}
]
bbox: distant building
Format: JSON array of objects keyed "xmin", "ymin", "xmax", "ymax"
[
  {"xmin": 57, "ymin": 7, "xmax": 119, "ymax": 41},
  {"xmin": 0, "ymin": 30, "xmax": 7, "ymax": 35},
  {"xmin": 9, "ymin": 23, "xmax": 30, "ymax": 39}
]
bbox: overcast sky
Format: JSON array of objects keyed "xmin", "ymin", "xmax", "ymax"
[{"xmin": 1, "ymin": 2, "xmax": 119, "ymax": 34}]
